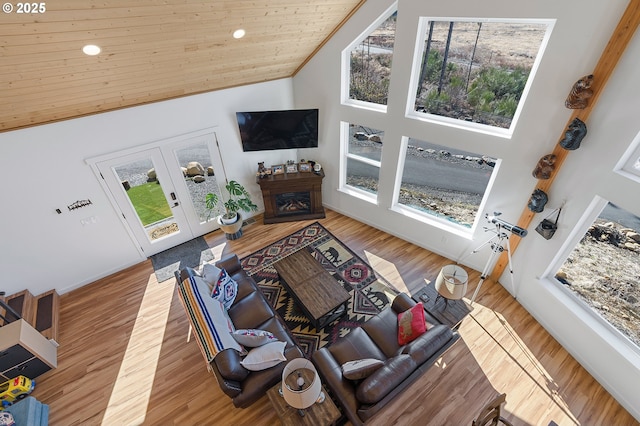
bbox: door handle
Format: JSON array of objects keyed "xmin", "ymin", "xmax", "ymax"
[{"xmin": 173, "ymin": 202, "xmax": 179, "ymax": 207}]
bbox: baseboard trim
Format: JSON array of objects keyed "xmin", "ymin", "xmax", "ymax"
[{"xmin": 57, "ymin": 259, "xmax": 145, "ymax": 295}]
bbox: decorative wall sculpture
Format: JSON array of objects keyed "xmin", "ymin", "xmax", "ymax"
[
  {"xmin": 527, "ymin": 189, "xmax": 548, "ymax": 213},
  {"xmin": 532, "ymin": 154, "xmax": 557, "ymax": 179},
  {"xmin": 565, "ymin": 74, "xmax": 594, "ymax": 109},
  {"xmin": 559, "ymin": 117, "xmax": 588, "ymax": 150}
]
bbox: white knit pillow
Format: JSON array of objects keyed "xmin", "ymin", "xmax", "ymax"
[{"xmin": 240, "ymin": 341, "xmax": 287, "ymax": 371}]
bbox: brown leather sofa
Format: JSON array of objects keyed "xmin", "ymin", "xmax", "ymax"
[
  {"xmin": 312, "ymin": 293, "xmax": 459, "ymax": 425},
  {"xmin": 176, "ymin": 254, "xmax": 304, "ymax": 408}
]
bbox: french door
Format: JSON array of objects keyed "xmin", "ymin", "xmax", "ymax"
[{"xmin": 91, "ymin": 130, "xmax": 224, "ymax": 256}]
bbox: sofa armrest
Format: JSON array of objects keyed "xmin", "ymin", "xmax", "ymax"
[
  {"xmin": 210, "ymin": 359, "xmax": 243, "ymax": 399},
  {"xmin": 175, "ymin": 266, "xmax": 199, "ymax": 283},
  {"xmin": 284, "ymin": 344, "xmax": 304, "ymax": 361},
  {"xmin": 401, "ymin": 324, "xmax": 454, "ymax": 364},
  {"xmin": 213, "ymin": 348, "xmax": 249, "ymax": 382},
  {"xmin": 232, "ymin": 342, "xmax": 304, "ymax": 408},
  {"xmin": 391, "ymin": 293, "xmax": 416, "ymax": 313},
  {"xmin": 355, "ymin": 354, "xmax": 417, "ymax": 405},
  {"xmin": 313, "ymin": 347, "xmax": 363, "ymax": 426},
  {"xmin": 215, "ymin": 254, "xmax": 242, "ymax": 275}
]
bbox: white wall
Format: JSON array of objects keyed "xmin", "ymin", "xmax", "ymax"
[
  {"xmin": 293, "ymin": 0, "xmax": 640, "ymax": 420},
  {"xmin": 0, "ymin": 79, "xmax": 296, "ymax": 296},
  {"xmin": 516, "ymin": 27, "xmax": 640, "ymax": 420}
]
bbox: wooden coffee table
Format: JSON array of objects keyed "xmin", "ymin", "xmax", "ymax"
[
  {"xmin": 273, "ymin": 249, "xmax": 350, "ymax": 329},
  {"xmin": 266, "ymin": 384, "xmax": 341, "ymax": 426}
]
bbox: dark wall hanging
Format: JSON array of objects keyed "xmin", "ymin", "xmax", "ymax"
[
  {"xmin": 535, "ymin": 207, "xmax": 561, "ymax": 240},
  {"xmin": 528, "ymin": 189, "xmax": 548, "ymax": 213},
  {"xmin": 559, "ymin": 117, "xmax": 587, "ymax": 150}
]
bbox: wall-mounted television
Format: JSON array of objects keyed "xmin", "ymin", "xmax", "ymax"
[{"xmin": 236, "ymin": 109, "xmax": 319, "ymax": 152}]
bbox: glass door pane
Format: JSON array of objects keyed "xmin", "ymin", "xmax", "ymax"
[
  {"xmin": 96, "ymin": 148, "xmax": 194, "ymax": 256},
  {"xmin": 173, "ymin": 140, "xmax": 223, "ymax": 224},
  {"xmin": 113, "ymin": 158, "xmax": 180, "ymax": 241}
]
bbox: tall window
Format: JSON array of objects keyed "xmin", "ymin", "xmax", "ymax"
[
  {"xmin": 345, "ymin": 9, "xmax": 397, "ymax": 107},
  {"xmin": 616, "ymin": 130, "xmax": 640, "ymax": 184},
  {"xmin": 396, "ymin": 138, "xmax": 497, "ymax": 227},
  {"xmin": 556, "ymin": 202, "xmax": 640, "ymax": 348},
  {"xmin": 412, "ymin": 19, "xmax": 549, "ymax": 131},
  {"xmin": 344, "ymin": 123, "xmax": 383, "ymax": 198}
]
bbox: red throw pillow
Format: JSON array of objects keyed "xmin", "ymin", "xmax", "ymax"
[{"xmin": 397, "ymin": 302, "xmax": 427, "ymax": 345}]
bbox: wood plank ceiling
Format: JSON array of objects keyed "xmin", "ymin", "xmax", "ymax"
[{"xmin": 0, "ymin": 0, "xmax": 365, "ymax": 132}]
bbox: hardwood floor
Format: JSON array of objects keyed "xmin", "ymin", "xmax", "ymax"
[{"xmin": 31, "ymin": 210, "xmax": 638, "ymax": 425}]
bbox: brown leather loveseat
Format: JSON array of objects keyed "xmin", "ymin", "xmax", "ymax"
[
  {"xmin": 176, "ymin": 254, "xmax": 303, "ymax": 408},
  {"xmin": 312, "ymin": 293, "xmax": 459, "ymax": 425}
]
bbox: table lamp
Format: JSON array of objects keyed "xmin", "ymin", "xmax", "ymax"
[
  {"xmin": 280, "ymin": 358, "xmax": 324, "ymax": 416},
  {"xmin": 434, "ymin": 264, "xmax": 468, "ymax": 303}
]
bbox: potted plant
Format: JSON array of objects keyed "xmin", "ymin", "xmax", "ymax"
[{"xmin": 205, "ymin": 180, "xmax": 258, "ymax": 238}]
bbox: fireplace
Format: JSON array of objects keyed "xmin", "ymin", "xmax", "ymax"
[
  {"xmin": 257, "ymin": 170, "xmax": 325, "ymax": 223},
  {"xmin": 275, "ymin": 192, "xmax": 311, "ymax": 216}
]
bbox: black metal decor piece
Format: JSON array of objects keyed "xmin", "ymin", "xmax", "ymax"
[{"xmin": 67, "ymin": 199, "xmax": 92, "ymax": 211}]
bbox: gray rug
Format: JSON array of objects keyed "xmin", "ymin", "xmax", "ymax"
[{"xmin": 150, "ymin": 237, "xmax": 214, "ymax": 282}]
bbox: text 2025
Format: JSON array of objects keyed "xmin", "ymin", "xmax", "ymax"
[{"xmin": 17, "ymin": 2, "xmax": 46, "ymax": 13}]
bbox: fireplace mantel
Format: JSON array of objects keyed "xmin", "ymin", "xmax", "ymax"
[{"xmin": 257, "ymin": 170, "xmax": 325, "ymax": 223}]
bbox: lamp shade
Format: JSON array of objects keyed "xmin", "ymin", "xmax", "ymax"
[
  {"xmin": 281, "ymin": 358, "xmax": 322, "ymax": 410},
  {"xmin": 434, "ymin": 264, "xmax": 468, "ymax": 300}
]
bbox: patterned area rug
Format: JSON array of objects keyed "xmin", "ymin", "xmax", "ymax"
[{"xmin": 240, "ymin": 222, "xmax": 398, "ymax": 358}]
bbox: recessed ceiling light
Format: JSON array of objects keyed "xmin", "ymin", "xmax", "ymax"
[
  {"xmin": 82, "ymin": 44, "xmax": 101, "ymax": 56},
  {"xmin": 233, "ymin": 29, "xmax": 246, "ymax": 39}
]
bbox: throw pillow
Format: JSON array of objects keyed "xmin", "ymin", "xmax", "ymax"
[
  {"xmin": 211, "ymin": 268, "xmax": 238, "ymax": 310},
  {"xmin": 341, "ymin": 358, "xmax": 384, "ymax": 381},
  {"xmin": 232, "ymin": 329, "xmax": 278, "ymax": 347},
  {"xmin": 201, "ymin": 263, "xmax": 222, "ymax": 291},
  {"xmin": 397, "ymin": 302, "xmax": 427, "ymax": 345},
  {"xmin": 240, "ymin": 341, "xmax": 287, "ymax": 371}
]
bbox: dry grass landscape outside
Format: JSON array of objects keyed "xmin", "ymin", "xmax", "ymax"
[
  {"xmin": 423, "ymin": 21, "xmax": 546, "ymax": 69},
  {"xmin": 354, "ymin": 19, "xmax": 548, "ymax": 127},
  {"xmin": 558, "ymin": 219, "xmax": 640, "ymax": 347}
]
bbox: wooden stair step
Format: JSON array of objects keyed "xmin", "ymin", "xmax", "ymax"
[{"xmin": 34, "ymin": 290, "xmax": 60, "ymax": 343}]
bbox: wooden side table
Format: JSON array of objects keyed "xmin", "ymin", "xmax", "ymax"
[
  {"xmin": 412, "ymin": 281, "xmax": 472, "ymax": 328},
  {"xmin": 266, "ymin": 384, "xmax": 341, "ymax": 426}
]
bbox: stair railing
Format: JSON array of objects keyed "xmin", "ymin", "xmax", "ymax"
[{"xmin": 0, "ymin": 291, "xmax": 22, "ymax": 326}]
